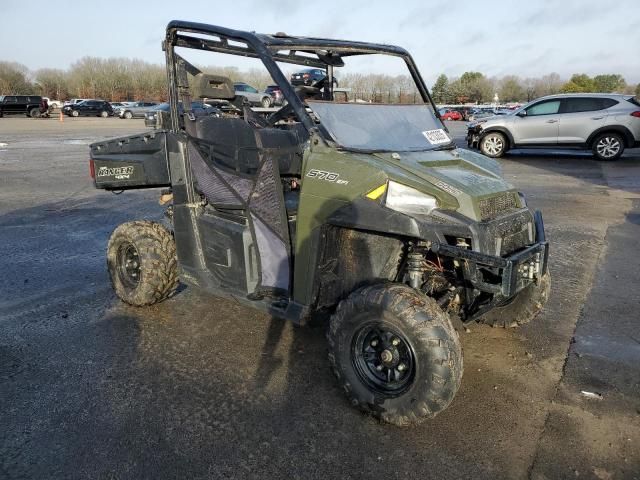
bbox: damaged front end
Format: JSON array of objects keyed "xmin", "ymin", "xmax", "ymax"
[{"xmin": 397, "ymin": 207, "xmax": 548, "ymax": 323}]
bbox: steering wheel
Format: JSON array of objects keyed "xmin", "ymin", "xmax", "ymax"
[{"xmin": 265, "ymin": 86, "xmax": 321, "ymax": 127}]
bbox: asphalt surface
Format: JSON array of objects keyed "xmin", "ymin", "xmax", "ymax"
[{"xmin": 1, "ymin": 117, "xmax": 639, "ymax": 479}]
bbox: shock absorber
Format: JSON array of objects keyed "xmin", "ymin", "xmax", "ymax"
[{"xmin": 406, "ymin": 246, "xmax": 426, "ymax": 289}]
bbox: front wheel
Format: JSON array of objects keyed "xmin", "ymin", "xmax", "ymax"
[
  {"xmin": 123, "ymin": 111, "xmax": 133, "ymax": 119},
  {"xmin": 592, "ymin": 133, "xmax": 624, "ymax": 161},
  {"xmin": 328, "ymin": 283, "xmax": 463, "ymax": 426},
  {"xmin": 100, "ymin": 110, "xmax": 108, "ymax": 118},
  {"xmin": 261, "ymin": 96, "xmax": 272, "ymax": 108},
  {"xmin": 107, "ymin": 221, "xmax": 179, "ymax": 306},
  {"xmin": 480, "ymin": 132, "xmax": 507, "ymax": 157},
  {"xmin": 479, "ymin": 272, "xmax": 551, "ymax": 328},
  {"xmin": 71, "ymin": 110, "xmax": 79, "ymax": 117},
  {"xmin": 29, "ymin": 108, "xmax": 40, "ymax": 118}
]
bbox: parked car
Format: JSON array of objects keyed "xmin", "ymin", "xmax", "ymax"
[
  {"xmin": 264, "ymin": 85, "xmax": 284, "ymax": 106},
  {"xmin": 144, "ymin": 101, "xmax": 219, "ymax": 128},
  {"xmin": 118, "ymin": 101, "xmax": 158, "ymax": 119},
  {"xmin": 233, "ymin": 82, "xmax": 272, "ymax": 107},
  {"xmin": 467, "ymin": 93, "xmax": 640, "ymax": 160},
  {"xmin": 290, "ymin": 68, "xmax": 338, "ymax": 88},
  {"xmin": 468, "ymin": 108, "xmax": 495, "ymax": 122},
  {"xmin": 439, "ymin": 108, "xmax": 463, "ymax": 121},
  {"xmin": 63, "ymin": 100, "xmax": 114, "ymax": 117},
  {"xmin": 0, "ymin": 95, "xmax": 43, "ymax": 117},
  {"xmin": 63, "ymin": 98, "xmax": 89, "ymax": 107},
  {"xmin": 43, "ymin": 97, "xmax": 63, "ymax": 109}
]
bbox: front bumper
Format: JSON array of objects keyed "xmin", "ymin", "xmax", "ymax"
[
  {"xmin": 466, "ymin": 124, "xmax": 482, "ymax": 149},
  {"xmin": 431, "ymin": 210, "xmax": 549, "ymax": 299}
]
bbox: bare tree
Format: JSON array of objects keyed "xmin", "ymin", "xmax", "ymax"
[{"xmin": 0, "ymin": 61, "xmax": 33, "ymax": 94}]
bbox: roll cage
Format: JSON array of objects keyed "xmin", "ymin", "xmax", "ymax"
[{"xmin": 163, "ymin": 20, "xmax": 438, "ymax": 137}]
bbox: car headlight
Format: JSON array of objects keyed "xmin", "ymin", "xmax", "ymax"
[{"xmin": 384, "ymin": 181, "xmax": 438, "ymax": 216}]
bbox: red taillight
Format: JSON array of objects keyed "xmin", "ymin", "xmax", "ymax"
[
  {"xmin": 89, "ymin": 159, "xmax": 95, "ymax": 179},
  {"xmin": 631, "ymin": 111, "xmax": 640, "ymax": 118}
]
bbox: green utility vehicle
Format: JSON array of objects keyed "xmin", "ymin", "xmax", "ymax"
[{"xmin": 90, "ymin": 21, "xmax": 550, "ymax": 426}]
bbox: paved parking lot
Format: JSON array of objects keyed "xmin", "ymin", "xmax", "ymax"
[{"xmin": 1, "ymin": 117, "xmax": 639, "ymax": 479}]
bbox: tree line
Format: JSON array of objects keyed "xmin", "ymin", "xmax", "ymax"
[
  {"xmin": 431, "ymin": 72, "xmax": 639, "ymax": 104},
  {"xmin": 1, "ymin": 58, "xmax": 639, "ymax": 104}
]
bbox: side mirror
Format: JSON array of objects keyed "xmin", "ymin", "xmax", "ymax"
[{"xmin": 516, "ymin": 110, "xmax": 527, "ymax": 118}]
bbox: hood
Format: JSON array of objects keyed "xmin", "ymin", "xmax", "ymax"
[{"xmin": 367, "ymin": 148, "xmax": 518, "ymax": 221}]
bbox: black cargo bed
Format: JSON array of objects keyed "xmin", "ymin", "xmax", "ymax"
[{"xmin": 90, "ymin": 130, "xmax": 171, "ymax": 190}]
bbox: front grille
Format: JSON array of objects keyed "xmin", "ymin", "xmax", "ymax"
[{"xmin": 478, "ymin": 193, "xmax": 519, "ymax": 221}]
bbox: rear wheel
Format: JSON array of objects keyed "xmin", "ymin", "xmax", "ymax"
[
  {"xmin": 261, "ymin": 96, "xmax": 272, "ymax": 108},
  {"xmin": 592, "ymin": 133, "xmax": 624, "ymax": 161},
  {"xmin": 100, "ymin": 110, "xmax": 108, "ymax": 118},
  {"xmin": 107, "ymin": 221, "xmax": 178, "ymax": 306},
  {"xmin": 479, "ymin": 272, "xmax": 551, "ymax": 328},
  {"xmin": 328, "ymin": 283, "xmax": 463, "ymax": 426},
  {"xmin": 124, "ymin": 111, "xmax": 133, "ymax": 119}
]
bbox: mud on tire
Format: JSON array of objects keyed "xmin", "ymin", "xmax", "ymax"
[
  {"xmin": 327, "ymin": 283, "xmax": 463, "ymax": 426},
  {"xmin": 107, "ymin": 221, "xmax": 178, "ymax": 306},
  {"xmin": 479, "ymin": 272, "xmax": 551, "ymax": 328}
]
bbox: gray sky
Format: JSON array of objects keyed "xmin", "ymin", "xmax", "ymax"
[{"xmin": 2, "ymin": 0, "xmax": 639, "ymax": 85}]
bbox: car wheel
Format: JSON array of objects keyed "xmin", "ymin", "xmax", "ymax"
[
  {"xmin": 480, "ymin": 132, "xmax": 507, "ymax": 158},
  {"xmin": 71, "ymin": 110, "xmax": 79, "ymax": 117},
  {"xmin": 100, "ymin": 110, "xmax": 108, "ymax": 118},
  {"xmin": 328, "ymin": 283, "xmax": 463, "ymax": 426},
  {"xmin": 124, "ymin": 111, "xmax": 133, "ymax": 119},
  {"xmin": 592, "ymin": 133, "xmax": 624, "ymax": 161},
  {"xmin": 29, "ymin": 108, "xmax": 40, "ymax": 118},
  {"xmin": 261, "ymin": 96, "xmax": 272, "ymax": 108}
]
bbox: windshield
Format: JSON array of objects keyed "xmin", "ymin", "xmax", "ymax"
[{"xmin": 308, "ymin": 101, "xmax": 451, "ymax": 152}]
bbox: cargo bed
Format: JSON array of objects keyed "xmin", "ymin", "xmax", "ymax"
[{"xmin": 90, "ymin": 130, "xmax": 171, "ymax": 190}]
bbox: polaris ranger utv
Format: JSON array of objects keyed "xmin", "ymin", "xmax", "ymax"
[{"xmin": 90, "ymin": 21, "xmax": 550, "ymax": 426}]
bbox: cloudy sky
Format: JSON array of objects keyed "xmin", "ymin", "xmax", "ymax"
[{"xmin": 1, "ymin": 0, "xmax": 639, "ymax": 85}]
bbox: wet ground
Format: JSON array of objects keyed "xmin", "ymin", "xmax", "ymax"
[{"xmin": 1, "ymin": 117, "xmax": 639, "ymax": 479}]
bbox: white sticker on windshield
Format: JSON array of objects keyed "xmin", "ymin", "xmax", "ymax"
[{"xmin": 422, "ymin": 129, "xmax": 450, "ymax": 145}]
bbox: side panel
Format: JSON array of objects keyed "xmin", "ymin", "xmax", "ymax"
[
  {"xmin": 197, "ymin": 210, "xmax": 258, "ymax": 294},
  {"xmin": 293, "ymin": 145, "xmax": 389, "ymax": 305}
]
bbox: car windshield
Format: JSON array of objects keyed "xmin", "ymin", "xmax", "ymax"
[{"xmin": 308, "ymin": 101, "xmax": 452, "ymax": 152}]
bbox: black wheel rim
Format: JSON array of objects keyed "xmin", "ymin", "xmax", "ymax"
[
  {"xmin": 351, "ymin": 322, "xmax": 416, "ymax": 397},
  {"xmin": 117, "ymin": 242, "xmax": 141, "ymax": 289}
]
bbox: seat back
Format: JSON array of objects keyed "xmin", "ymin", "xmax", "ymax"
[{"xmin": 192, "ymin": 74, "xmax": 235, "ymax": 100}]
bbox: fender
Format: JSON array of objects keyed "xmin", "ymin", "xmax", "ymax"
[
  {"xmin": 479, "ymin": 126, "xmax": 515, "ymax": 147},
  {"xmin": 327, "ymin": 198, "xmax": 422, "ymax": 238},
  {"xmin": 586, "ymin": 125, "xmax": 635, "ymax": 148}
]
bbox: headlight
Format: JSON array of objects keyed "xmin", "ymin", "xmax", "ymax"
[{"xmin": 384, "ymin": 181, "xmax": 438, "ymax": 216}]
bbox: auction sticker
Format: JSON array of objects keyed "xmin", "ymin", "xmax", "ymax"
[{"xmin": 422, "ymin": 129, "xmax": 450, "ymax": 145}]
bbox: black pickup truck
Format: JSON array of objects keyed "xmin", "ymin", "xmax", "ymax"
[{"xmin": 0, "ymin": 95, "xmax": 43, "ymax": 117}]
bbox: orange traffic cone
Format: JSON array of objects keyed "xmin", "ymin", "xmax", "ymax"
[{"xmin": 59, "ymin": 109, "xmax": 64, "ymax": 123}]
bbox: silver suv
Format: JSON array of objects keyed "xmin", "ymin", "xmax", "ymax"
[{"xmin": 467, "ymin": 94, "xmax": 640, "ymax": 160}]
